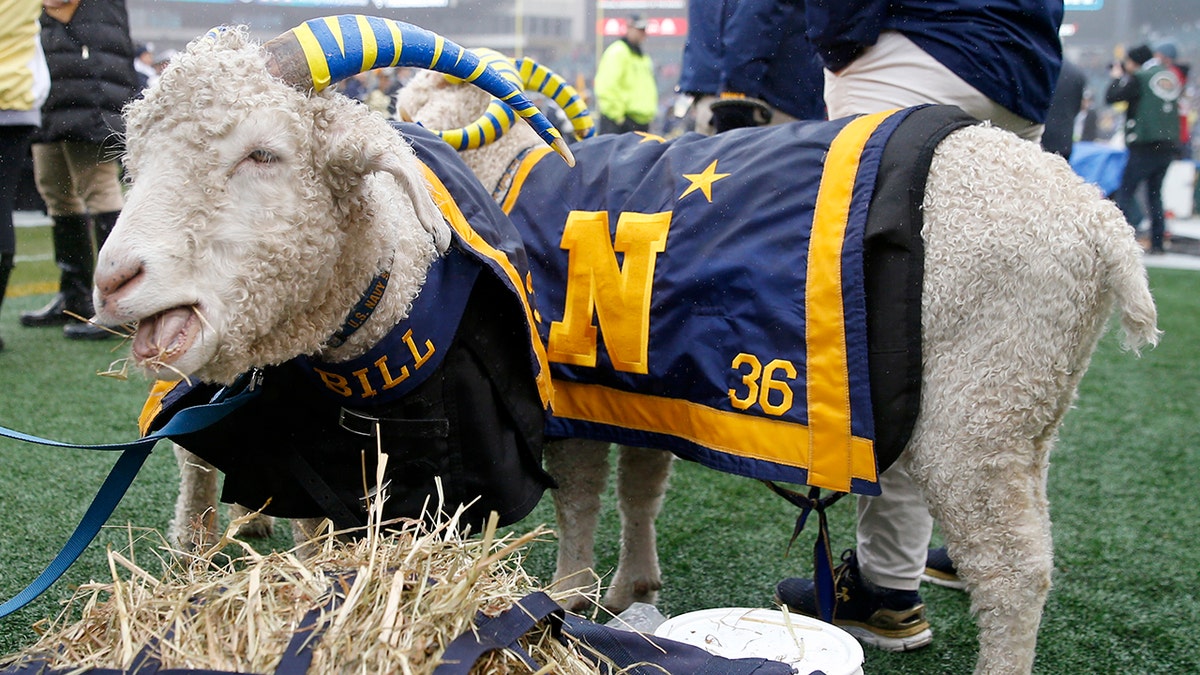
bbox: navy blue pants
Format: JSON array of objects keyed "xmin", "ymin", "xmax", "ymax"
[{"xmin": 1114, "ymin": 142, "xmax": 1177, "ymax": 252}]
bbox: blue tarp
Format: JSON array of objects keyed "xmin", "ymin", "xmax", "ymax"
[{"xmin": 1069, "ymin": 141, "xmax": 1128, "ymax": 196}]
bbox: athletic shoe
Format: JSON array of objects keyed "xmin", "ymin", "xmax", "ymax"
[
  {"xmin": 775, "ymin": 549, "xmax": 933, "ymax": 652},
  {"xmin": 921, "ymin": 546, "xmax": 967, "ymax": 590}
]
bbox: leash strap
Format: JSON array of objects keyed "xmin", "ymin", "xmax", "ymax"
[
  {"xmin": 763, "ymin": 481, "xmax": 846, "ymax": 623},
  {"xmin": 0, "ymin": 374, "xmax": 264, "ymax": 619},
  {"xmin": 273, "ymin": 573, "xmax": 353, "ymax": 675},
  {"xmin": 0, "ymin": 446, "xmax": 151, "ymax": 619},
  {"xmin": 432, "ymin": 591, "xmax": 562, "ymax": 674}
]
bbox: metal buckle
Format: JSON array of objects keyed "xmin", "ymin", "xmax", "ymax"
[
  {"xmin": 338, "ymin": 407, "xmax": 379, "ymax": 437},
  {"xmin": 209, "ymin": 367, "xmax": 265, "ymax": 404},
  {"xmin": 245, "ymin": 368, "xmax": 263, "ymax": 392}
]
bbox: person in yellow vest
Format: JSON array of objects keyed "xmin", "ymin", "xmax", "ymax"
[
  {"xmin": 593, "ymin": 15, "xmax": 659, "ymax": 134},
  {"xmin": 0, "ymin": 0, "xmax": 50, "ymax": 351}
]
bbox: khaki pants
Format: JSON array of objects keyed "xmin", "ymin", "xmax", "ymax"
[
  {"xmin": 824, "ymin": 31, "xmax": 1044, "ymax": 143},
  {"xmin": 32, "ymin": 141, "xmax": 125, "ymax": 217}
]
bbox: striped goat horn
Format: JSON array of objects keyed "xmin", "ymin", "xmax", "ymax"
[
  {"xmin": 431, "ymin": 48, "xmax": 522, "ymax": 152},
  {"xmin": 430, "ymin": 51, "xmax": 596, "ymax": 152},
  {"xmin": 262, "ymin": 15, "xmax": 573, "ymax": 166},
  {"xmin": 514, "ymin": 56, "xmax": 595, "ymax": 141}
]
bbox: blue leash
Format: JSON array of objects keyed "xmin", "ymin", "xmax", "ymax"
[{"xmin": 0, "ymin": 372, "xmax": 262, "ymax": 619}]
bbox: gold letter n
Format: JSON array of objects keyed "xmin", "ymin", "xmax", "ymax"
[{"xmin": 548, "ymin": 210, "xmax": 671, "ymax": 374}]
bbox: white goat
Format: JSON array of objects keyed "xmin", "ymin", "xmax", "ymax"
[{"xmin": 96, "ymin": 21, "xmax": 1158, "ymax": 675}]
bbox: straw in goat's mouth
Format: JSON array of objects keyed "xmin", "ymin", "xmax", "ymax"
[{"xmin": 132, "ymin": 305, "xmax": 206, "ymax": 367}]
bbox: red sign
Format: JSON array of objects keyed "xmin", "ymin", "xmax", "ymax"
[{"xmin": 598, "ymin": 16, "xmax": 688, "ymax": 37}]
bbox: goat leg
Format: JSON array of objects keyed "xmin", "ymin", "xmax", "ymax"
[{"xmin": 604, "ymin": 445, "xmax": 672, "ymax": 613}]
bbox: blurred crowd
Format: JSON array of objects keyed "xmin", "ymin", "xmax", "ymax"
[{"xmin": 5, "ymin": 0, "xmax": 1200, "ymax": 355}]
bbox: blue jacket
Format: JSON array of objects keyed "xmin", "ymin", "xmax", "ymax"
[
  {"xmin": 804, "ymin": 0, "xmax": 1063, "ymax": 123},
  {"xmin": 722, "ymin": 0, "xmax": 826, "ymax": 120},
  {"xmin": 677, "ymin": 0, "xmax": 733, "ymax": 96}
]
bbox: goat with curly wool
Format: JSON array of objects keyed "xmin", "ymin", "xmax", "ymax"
[{"xmin": 96, "ymin": 19, "xmax": 1158, "ymax": 675}]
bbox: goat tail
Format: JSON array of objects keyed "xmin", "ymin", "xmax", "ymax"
[{"xmin": 1095, "ymin": 198, "xmax": 1161, "ymax": 353}]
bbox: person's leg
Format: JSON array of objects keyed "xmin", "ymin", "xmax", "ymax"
[
  {"xmin": 60, "ymin": 143, "xmax": 124, "ymax": 339},
  {"xmin": 0, "ymin": 126, "xmax": 33, "ymax": 350},
  {"xmin": 1113, "ymin": 147, "xmax": 1154, "ymax": 232},
  {"xmin": 22, "ymin": 142, "xmax": 93, "ymax": 327},
  {"xmin": 598, "ymin": 115, "xmax": 624, "ymax": 135},
  {"xmin": 857, "ymin": 462, "xmax": 934, "ymax": 591},
  {"xmin": 824, "ymin": 31, "xmax": 1043, "ymax": 142},
  {"xmin": 1143, "ymin": 149, "xmax": 1174, "ymax": 252},
  {"xmin": 0, "ymin": 127, "xmax": 30, "ymax": 260},
  {"xmin": 67, "ymin": 142, "xmax": 125, "ymax": 219},
  {"xmin": 91, "ymin": 210, "xmax": 120, "ymax": 250}
]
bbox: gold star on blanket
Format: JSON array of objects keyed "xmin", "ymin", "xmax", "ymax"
[
  {"xmin": 634, "ymin": 131, "xmax": 667, "ymax": 143},
  {"xmin": 679, "ymin": 160, "xmax": 730, "ymax": 203}
]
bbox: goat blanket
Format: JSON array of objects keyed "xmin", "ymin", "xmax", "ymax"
[
  {"xmin": 142, "ymin": 105, "xmax": 974, "ymax": 527},
  {"xmin": 497, "ymin": 104, "xmax": 975, "ymax": 495}
]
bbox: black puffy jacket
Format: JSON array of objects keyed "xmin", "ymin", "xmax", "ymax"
[{"xmin": 36, "ymin": 0, "xmax": 138, "ymax": 149}]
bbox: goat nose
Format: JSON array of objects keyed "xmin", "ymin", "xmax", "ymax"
[{"xmin": 94, "ymin": 256, "xmax": 144, "ymax": 311}]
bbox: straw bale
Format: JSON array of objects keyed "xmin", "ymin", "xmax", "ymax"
[{"xmin": 1, "ymin": 505, "xmax": 608, "ymax": 675}]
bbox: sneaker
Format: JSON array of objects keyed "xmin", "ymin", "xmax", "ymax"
[
  {"xmin": 921, "ymin": 547, "xmax": 967, "ymax": 590},
  {"xmin": 775, "ymin": 549, "xmax": 933, "ymax": 652}
]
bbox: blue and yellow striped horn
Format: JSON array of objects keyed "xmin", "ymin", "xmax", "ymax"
[
  {"xmin": 434, "ymin": 48, "xmax": 521, "ymax": 152},
  {"xmin": 263, "ymin": 15, "xmax": 573, "ymax": 165},
  {"xmin": 433, "ymin": 51, "xmax": 595, "ymax": 150},
  {"xmin": 514, "ymin": 56, "xmax": 596, "ymax": 141}
]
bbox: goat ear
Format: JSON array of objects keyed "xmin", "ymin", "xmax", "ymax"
[
  {"xmin": 316, "ymin": 110, "xmax": 451, "ymax": 253},
  {"xmin": 369, "ymin": 148, "xmax": 452, "ymax": 254}
]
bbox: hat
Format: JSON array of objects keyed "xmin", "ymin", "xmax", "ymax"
[
  {"xmin": 628, "ymin": 14, "xmax": 648, "ymax": 31},
  {"xmin": 1155, "ymin": 41, "xmax": 1178, "ymax": 61},
  {"xmin": 1127, "ymin": 45, "xmax": 1154, "ymax": 66}
]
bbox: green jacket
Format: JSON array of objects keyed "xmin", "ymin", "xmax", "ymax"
[
  {"xmin": 1108, "ymin": 62, "xmax": 1182, "ymax": 146},
  {"xmin": 593, "ymin": 38, "xmax": 659, "ymax": 126}
]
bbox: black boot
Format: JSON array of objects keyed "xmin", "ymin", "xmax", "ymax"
[
  {"xmin": 0, "ymin": 252, "xmax": 13, "ymax": 351},
  {"xmin": 92, "ymin": 210, "xmax": 119, "ymax": 250},
  {"xmin": 64, "ymin": 320, "xmax": 115, "ymax": 340},
  {"xmin": 20, "ymin": 214, "xmax": 95, "ymax": 327},
  {"xmin": 64, "ymin": 211, "xmax": 119, "ymax": 340}
]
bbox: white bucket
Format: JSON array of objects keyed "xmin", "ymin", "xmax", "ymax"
[{"xmin": 653, "ymin": 607, "xmax": 865, "ymax": 675}]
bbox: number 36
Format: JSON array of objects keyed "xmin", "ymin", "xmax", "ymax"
[{"xmin": 728, "ymin": 353, "xmax": 797, "ymax": 416}]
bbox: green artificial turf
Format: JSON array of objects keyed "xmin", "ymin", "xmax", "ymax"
[{"xmin": 0, "ymin": 267, "xmax": 1197, "ymax": 673}]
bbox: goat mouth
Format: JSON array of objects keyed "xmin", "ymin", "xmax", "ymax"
[{"xmin": 132, "ymin": 305, "xmax": 201, "ymax": 367}]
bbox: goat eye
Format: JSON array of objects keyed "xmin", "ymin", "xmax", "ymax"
[{"xmin": 247, "ymin": 149, "xmax": 276, "ymax": 164}]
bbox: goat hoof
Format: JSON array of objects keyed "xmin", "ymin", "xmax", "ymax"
[
  {"xmin": 558, "ymin": 593, "xmax": 594, "ymax": 614},
  {"xmin": 603, "ymin": 578, "xmax": 662, "ymax": 614}
]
